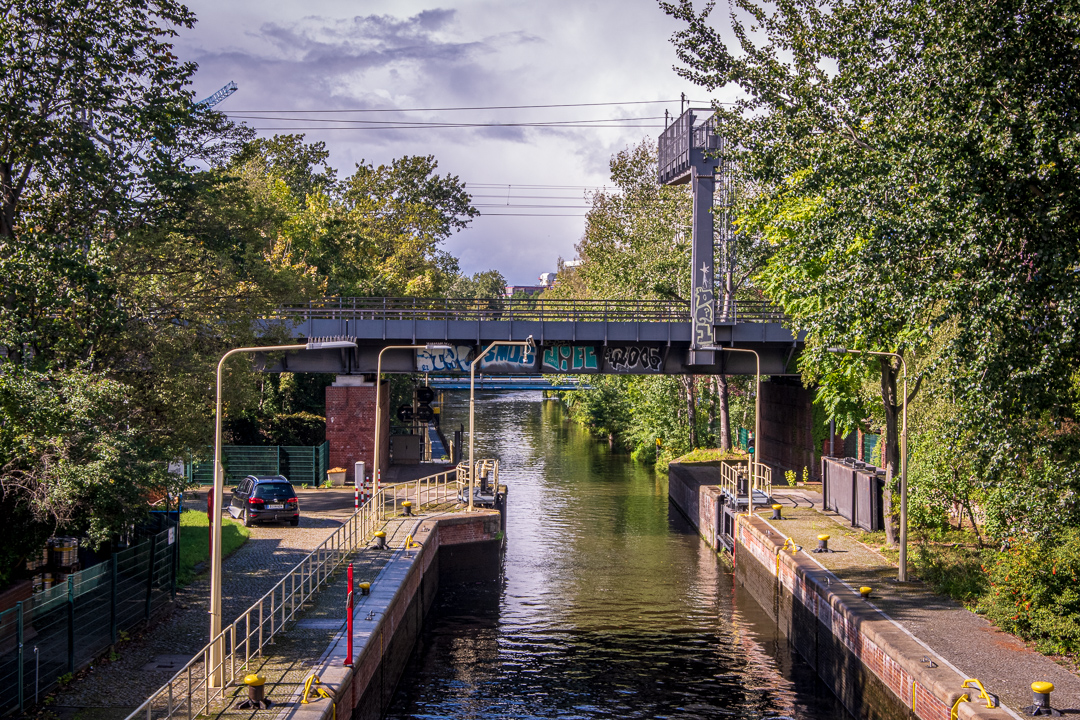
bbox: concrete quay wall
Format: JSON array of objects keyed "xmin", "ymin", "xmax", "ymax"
[
  {"xmin": 667, "ymin": 463, "xmax": 725, "ymax": 550},
  {"xmin": 667, "ymin": 464, "xmax": 1017, "ymax": 720},
  {"xmin": 735, "ymin": 515, "xmax": 1013, "ymax": 720},
  {"xmin": 282, "ymin": 510, "xmax": 503, "ymax": 720}
]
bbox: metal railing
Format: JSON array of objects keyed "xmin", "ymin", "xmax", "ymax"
[
  {"xmin": 123, "ymin": 464, "xmax": 474, "ymax": 720},
  {"xmin": 719, "ymin": 460, "xmax": 773, "ymax": 501},
  {"xmin": 275, "ymin": 296, "xmax": 690, "ymax": 323},
  {"xmin": 714, "ymin": 299, "xmax": 787, "ymax": 324},
  {"xmin": 273, "ymin": 297, "xmax": 786, "ymax": 325}
]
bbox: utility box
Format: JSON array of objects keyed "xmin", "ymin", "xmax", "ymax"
[
  {"xmin": 354, "ymin": 461, "xmax": 365, "ymax": 490},
  {"xmin": 391, "ymin": 435, "xmax": 421, "ymax": 464}
]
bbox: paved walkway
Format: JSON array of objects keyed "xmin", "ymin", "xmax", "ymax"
[
  {"xmin": 768, "ymin": 487, "xmax": 1080, "ymax": 715},
  {"xmin": 50, "ymin": 489, "xmax": 361, "ymax": 720}
]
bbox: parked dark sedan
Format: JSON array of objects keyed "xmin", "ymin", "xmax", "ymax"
[{"xmin": 228, "ymin": 475, "xmax": 300, "ymax": 527}]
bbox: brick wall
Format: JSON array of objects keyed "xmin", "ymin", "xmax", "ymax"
[{"xmin": 325, "ymin": 381, "xmax": 389, "ymax": 485}]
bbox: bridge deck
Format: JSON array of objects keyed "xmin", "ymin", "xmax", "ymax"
[{"xmin": 258, "ymin": 297, "xmax": 803, "ymax": 377}]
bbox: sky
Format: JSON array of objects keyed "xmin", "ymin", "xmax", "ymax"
[{"xmin": 174, "ymin": 0, "xmax": 738, "ymax": 285}]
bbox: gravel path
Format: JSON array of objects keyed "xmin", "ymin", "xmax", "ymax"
[{"xmin": 50, "ymin": 490, "xmax": 360, "ymax": 720}]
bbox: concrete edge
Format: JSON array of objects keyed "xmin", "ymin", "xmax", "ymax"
[{"xmin": 739, "ymin": 514, "xmax": 1023, "ymax": 720}]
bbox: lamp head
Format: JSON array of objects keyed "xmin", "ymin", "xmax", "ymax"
[
  {"xmin": 825, "ymin": 346, "xmax": 848, "ymax": 353},
  {"xmin": 307, "ymin": 340, "xmax": 357, "ymax": 350},
  {"xmin": 525, "ymin": 335, "xmax": 536, "ymax": 350},
  {"xmin": 425, "ymin": 342, "xmax": 453, "ymax": 351}
]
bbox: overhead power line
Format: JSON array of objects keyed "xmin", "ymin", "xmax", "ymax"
[{"xmin": 225, "ymin": 99, "xmax": 690, "ymax": 113}]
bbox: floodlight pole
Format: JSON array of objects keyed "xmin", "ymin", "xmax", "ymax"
[
  {"xmin": 721, "ymin": 348, "xmax": 761, "ymax": 517},
  {"xmin": 827, "ymin": 347, "xmax": 908, "ymax": 582},
  {"xmin": 469, "ymin": 337, "xmax": 534, "ymax": 511},
  {"xmin": 210, "ymin": 339, "xmax": 355, "ymax": 687}
]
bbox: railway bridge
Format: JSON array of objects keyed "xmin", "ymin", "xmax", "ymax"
[{"xmin": 253, "ymin": 295, "xmax": 814, "ymax": 486}]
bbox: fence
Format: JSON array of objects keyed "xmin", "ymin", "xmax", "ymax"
[
  {"xmin": 0, "ymin": 521, "xmax": 178, "ymax": 714},
  {"xmin": 185, "ymin": 442, "xmax": 330, "ymax": 486},
  {"xmin": 124, "ymin": 462, "xmax": 483, "ymax": 720},
  {"xmin": 719, "ymin": 459, "xmax": 773, "ymax": 502},
  {"xmin": 275, "ymin": 296, "xmax": 789, "ymax": 325}
]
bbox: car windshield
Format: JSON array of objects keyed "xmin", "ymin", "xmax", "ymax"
[{"xmin": 253, "ymin": 483, "xmax": 295, "ymax": 500}]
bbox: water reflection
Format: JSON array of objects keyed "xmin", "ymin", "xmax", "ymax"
[{"xmin": 385, "ymin": 393, "xmax": 849, "ymax": 720}]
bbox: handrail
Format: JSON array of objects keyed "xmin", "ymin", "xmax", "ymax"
[
  {"xmin": 719, "ymin": 459, "xmax": 772, "ymax": 501},
  {"xmin": 124, "ymin": 463, "xmax": 484, "ymax": 720},
  {"xmin": 269, "ymin": 296, "xmax": 786, "ymax": 324}
]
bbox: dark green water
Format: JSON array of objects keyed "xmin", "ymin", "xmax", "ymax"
[{"xmin": 385, "ymin": 392, "xmax": 850, "ymax": 720}]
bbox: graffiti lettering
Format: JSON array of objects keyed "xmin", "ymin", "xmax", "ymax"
[
  {"xmin": 541, "ymin": 345, "xmax": 598, "ymax": 373},
  {"xmin": 693, "ymin": 285, "xmax": 715, "ymax": 346},
  {"xmin": 603, "ymin": 345, "xmax": 663, "ymax": 373},
  {"xmin": 415, "ymin": 345, "xmax": 474, "ymax": 373},
  {"xmin": 480, "ymin": 344, "xmax": 535, "ymax": 372}
]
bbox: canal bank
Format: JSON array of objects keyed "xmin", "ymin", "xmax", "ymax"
[
  {"xmin": 669, "ymin": 461, "xmax": 1080, "ymax": 720},
  {"xmin": 271, "ymin": 509, "xmax": 503, "ymax": 720}
]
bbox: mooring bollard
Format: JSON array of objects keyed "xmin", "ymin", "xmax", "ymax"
[
  {"xmin": 813, "ymin": 534, "xmax": 830, "ymax": 553},
  {"xmin": 402, "ymin": 500, "xmax": 413, "ymax": 516},
  {"xmin": 771, "ymin": 504, "xmax": 783, "ymax": 520},
  {"xmin": 859, "ymin": 586, "xmax": 872, "ymax": 599},
  {"xmin": 359, "ymin": 581, "xmax": 371, "ymax": 596},
  {"xmin": 236, "ymin": 674, "xmax": 271, "ymax": 709},
  {"xmin": 1024, "ymin": 681, "xmax": 1061, "ymax": 716},
  {"xmin": 373, "ymin": 530, "xmax": 387, "ymax": 550},
  {"xmin": 345, "ymin": 563, "xmax": 354, "ymax": 666}
]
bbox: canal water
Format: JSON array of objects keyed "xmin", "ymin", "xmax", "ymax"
[{"xmin": 385, "ymin": 392, "xmax": 850, "ymax": 720}]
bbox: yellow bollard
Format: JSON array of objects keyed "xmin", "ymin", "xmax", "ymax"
[
  {"xmin": 358, "ymin": 581, "xmax": 371, "ymax": 596},
  {"xmin": 859, "ymin": 586, "xmax": 872, "ymax": 599},
  {"xmin": 813, "ymin": 534, "xmax": 831, "ymax": 553},
  {"xmin": 771, "ymin": 504, "xmax": 783, "ymax": 520},
  {"xmin": 236, "ymin": 674, "xmax": 270, "ymax": 709},
  {"xmin": 402, "ymin": 501, "xmax": 413, "ymax": 516}
]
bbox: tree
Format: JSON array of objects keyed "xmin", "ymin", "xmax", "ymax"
[{"xmin": 663, "ymin": 0, "xmax": 1080, "ymax": 540}]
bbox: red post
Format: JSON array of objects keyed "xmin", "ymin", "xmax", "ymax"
[{"xmin": 345, "ymin": 562, "xmax": 354, "ymax": 666}]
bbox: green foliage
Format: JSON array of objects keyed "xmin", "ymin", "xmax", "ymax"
[
  {"xmin": 664, "ymin": 0, "xmax": 1080, "ymax": 540},
  {"xmin": 980, "ymin": 530, "xmax": 1080, "ymax": 655},
  {"xmin": 177, "ymin": 509, "xmax": 251, "ymax": 587},
  {"xmin": 784, "ymin": 470, "xmax": 796, "ymax": 487}
]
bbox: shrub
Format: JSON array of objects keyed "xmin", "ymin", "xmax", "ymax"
[{"xmin": 978, "ymin": 528, "xmax": 1080, "ymax": 654}]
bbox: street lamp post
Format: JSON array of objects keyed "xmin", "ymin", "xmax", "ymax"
[
  {"xmin": 210, "ymin": 339, "xmax": 355, "ymax": 687},
  {"xmin": 469, "ymin": 337, "xmax": 534, "ymax": 511},
  {"xmin": 371, "ymin": 343, "xmax": 452, "ymax": 501},
  {"xmin": 722, "ymin": 348, "xmax": 761, "ymax": 517},
  {"xmin": 827, "ymin": 347, "xmax": 909, "ymax": 582}
]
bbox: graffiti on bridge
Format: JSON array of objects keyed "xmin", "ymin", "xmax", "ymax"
[
  {"xmin": 416, "ymin": 345, "xmax": 474, "ymax": 373},
  {"xmin": 481, "ymin": 344, "xmax": 536, "ymax": 373},
  {"xmin": 542, "ymin": 345, "xmax": 598, "ymax": 373},
  {"xmin": 603, "ymin": 345, "xmax": 663, "ymax": 373}
]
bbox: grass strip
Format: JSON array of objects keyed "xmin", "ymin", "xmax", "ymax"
[{"xmin": 177, "ymin": 509, "xmax": 251, "ymax": 587}]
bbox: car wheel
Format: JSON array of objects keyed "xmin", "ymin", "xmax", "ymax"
[
  {"xmin": 290, "ymin": 517, "xmax": 300, "ymax": 527},
  {"xmin": 242, "ymin": 509, "xmax": 252, "ymax": 528}
]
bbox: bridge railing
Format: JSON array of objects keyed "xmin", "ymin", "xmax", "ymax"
[
  {"xmin": 123, "ymin": 463, "xmax": 479, "ymax": 720},
  {"xmin": 273, "ymin": 297, "xmax": 787, "ymax": 324},
  {"xmin": 275, "ymin": 297, "xmax": 690, "ymax": 323},
  {"xmin": 714, "ymin": 299, "xmax": 787, "ymax": 324}
]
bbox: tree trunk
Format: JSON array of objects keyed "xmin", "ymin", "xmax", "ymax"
[
  {"xmin": 879, "ymin": 357, "xmax": 901, "ymax": 546},
  {"xmin": 707, "ymin": 376, "xmax": 717, "ymax": 446},
  {"xmin": 682, "ymin": 374, "xmax": 698, "ymax": 448},
  {"xmin": 716, "ymin": 375, "xmax": 732, "ymax": 451}
]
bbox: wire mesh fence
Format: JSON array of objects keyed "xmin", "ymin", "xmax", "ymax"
[
  {"xmin": 0, "ymin": 521, "xmax": 178, "ymax": 714},
  {"xmin": 185, "ymin": 442, "xmax": 330, "ymax": 486}
]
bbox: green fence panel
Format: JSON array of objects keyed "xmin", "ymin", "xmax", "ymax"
[
  {"xmin": 187, "ymin": 443, "xmax": 329, "ymax": 486},
  {"xmin": 863, "ymin": 434, "xmax": 880, "ymax": 464}
]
